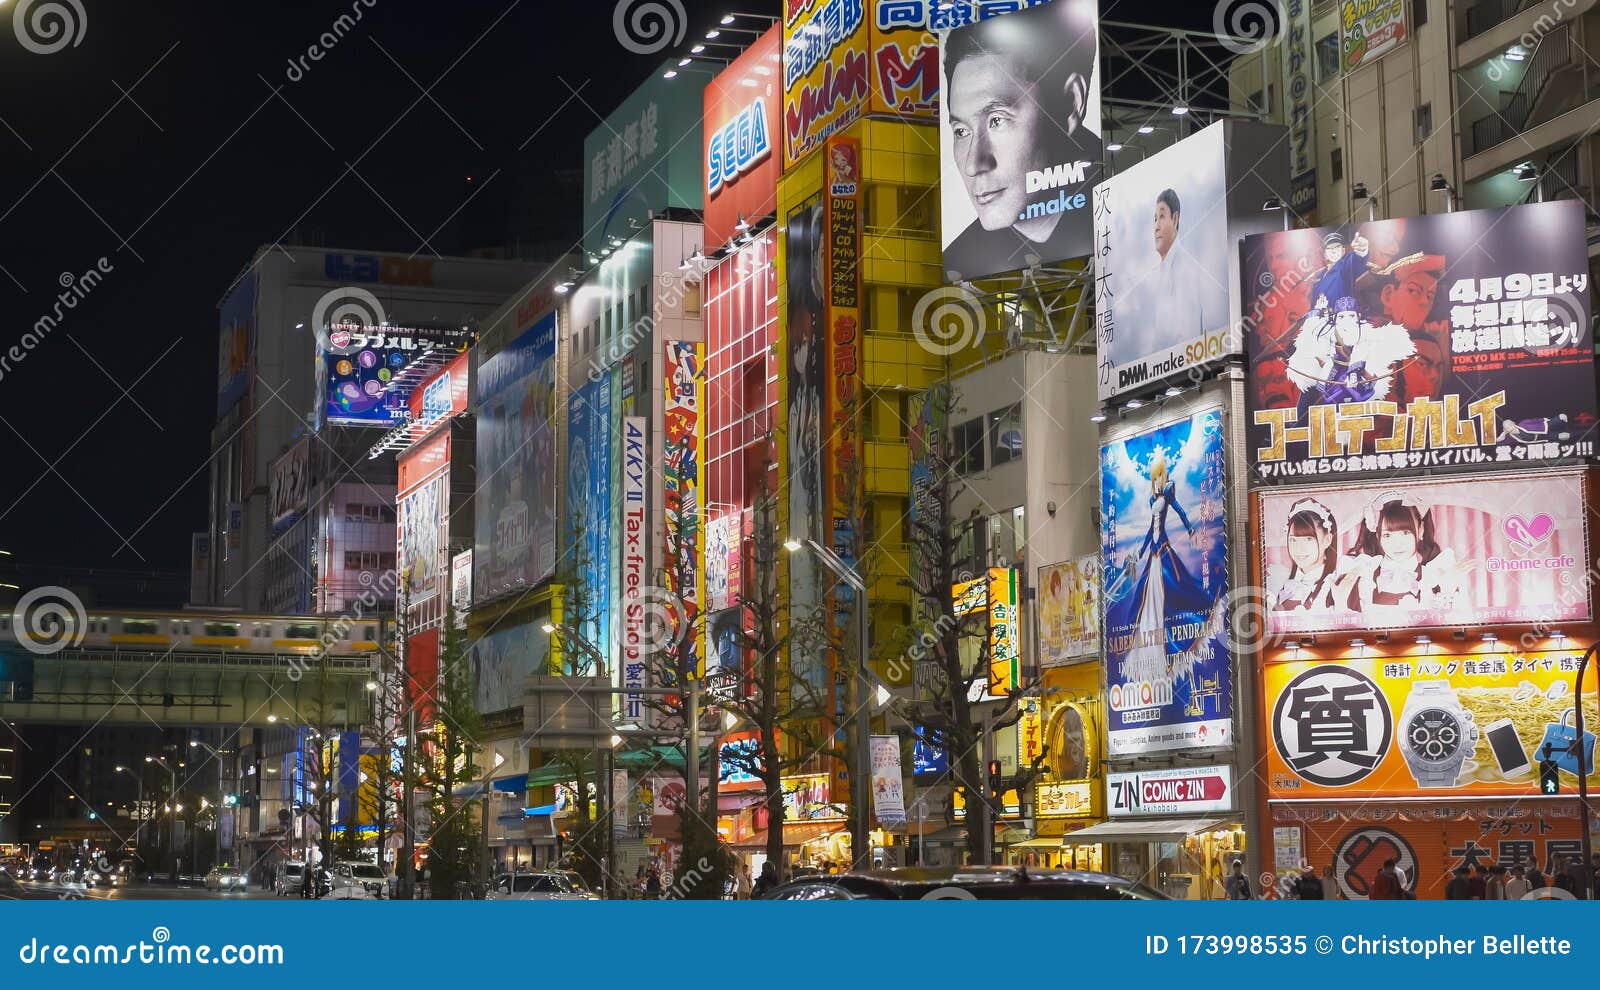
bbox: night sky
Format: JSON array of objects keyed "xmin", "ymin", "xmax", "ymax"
[{"xmin": 0, "ymin": 0, "xmax": 1213, "ymax": 580}]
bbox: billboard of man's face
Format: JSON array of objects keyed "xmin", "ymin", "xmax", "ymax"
[{"xmin": 939, "ymin": 0, "xmax": 1100, "ymax": 281}]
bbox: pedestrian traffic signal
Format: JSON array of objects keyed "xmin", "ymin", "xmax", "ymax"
[
  {"xmin": 987, "ymin": 760, "xmax": 1003, "ymax": 797},
  {"xmin": 1539, "ymin": 758, "xmax": 1561, "ymax": 795}
]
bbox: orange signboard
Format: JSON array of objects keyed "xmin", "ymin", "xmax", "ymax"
[{"xmin": 1265, "ymin": 653, "xmax": 1600, "ymax": 800}]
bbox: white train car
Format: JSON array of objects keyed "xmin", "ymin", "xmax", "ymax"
[{"xmin": 0, "ymin": 609, "xmax": 391, "ymax": 656}]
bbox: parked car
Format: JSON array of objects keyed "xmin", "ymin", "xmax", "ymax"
[
  {"xmin": 328, "ymin": 861, "xmax": 389, "ymax": 899},
  {"xmin": 759, "ymin": 867, "xmax": 1168, "ymax": 901},
  {"xmin": 204, "ymin": 865, "xmax": 250, "ymax": 892},
  {"xmin": 275, "ymin": 861, "xmax": 307, "ymax": 897},
  {"xmin": 487, "ymin": 871, "xmax": 600, "ymax": 901}
]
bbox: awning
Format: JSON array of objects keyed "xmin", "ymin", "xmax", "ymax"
[
  {"xmin": 1011, "ymin": 837, "xmax": 1065, "ymax": 849},
  {"xmin": 731, "ymin": 822, "xmax": 844, "ymax": 850},
  {"xmin": 492, "ymin": 775, "xmax": 528, "ymax": 793},
  {"xmin": 1060, "ymin": 816, "xmax": 1239, "ymax": 844}
]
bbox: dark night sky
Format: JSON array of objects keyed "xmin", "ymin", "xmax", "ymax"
[{"xmin": 0, "ymin": 0, "xmax": 1209, "ymax": 580}]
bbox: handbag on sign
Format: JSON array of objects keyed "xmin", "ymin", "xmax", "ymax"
[{"xmin": 1537, "ymin": 709, "xmax": 1596, "ymax": 776}]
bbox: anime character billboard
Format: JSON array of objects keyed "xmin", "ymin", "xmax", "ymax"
[{"xmin": 1100, "ymin": 408, "xmax": 1232, "ymax": 755}]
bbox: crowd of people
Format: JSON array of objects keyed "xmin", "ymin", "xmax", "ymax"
[{"xmin": 1220, "ymin": 853, "xmax": 1600, "ymax": 900}]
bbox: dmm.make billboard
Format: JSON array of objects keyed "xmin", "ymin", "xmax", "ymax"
[
  {"xmin": 474, "ymin": 313, "xmax": 558, "ymax": 600},
  {"xmin": 938, "ymin": 0, "xmax": 1101, "ymax": 281},
  {"xmin": 704, "ymin": 25, "xmax": 781, "ymax": 247},
  {"xmin": 1259, "ymin": 470, "xmax": 1592, "ymax": 637},
  {"xmin": 583, "ymin": 69, "xmax": 703, "ymax": 255},
  {"xmin": 1244, "ymin": 200, "xmax": 1597, "ymax": 481},
  {"xmin": 567, "ymin": 372, "xmax": 614, "ymax": 673},
  {"xmin": 1101, "ymin": 407, "xmax": 1231, "ymax": 755},
  {"xmin": 1265, "ymin": 654, "xmax": 1600, "ymax": 800}
]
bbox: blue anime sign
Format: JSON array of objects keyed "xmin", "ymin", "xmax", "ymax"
[
  {"xmin": 1101, "ymin": 407, "xmax": 1232, "ymax": 755},
  {"xmin": 567, "ymin": 372, "xmax": 613, "ymax": 670}
]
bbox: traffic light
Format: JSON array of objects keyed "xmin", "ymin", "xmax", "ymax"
[
  {"xmin": 987, "ymin": 760, "xmax": 1003, "ymax": 798},
  {"xmin": 1539, "ymin": 744, "xmax": 1561, "ymax": 795}
]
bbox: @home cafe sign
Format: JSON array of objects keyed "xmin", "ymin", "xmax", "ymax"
[{"xmin": 1108, "ymin": 766, "xmax": 1233, "ymax": 817}]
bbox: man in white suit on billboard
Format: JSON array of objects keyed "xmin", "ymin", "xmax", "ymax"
[{"xmin": 1146, "ymin": 188, "xmax": 1215, "ymax": 342}]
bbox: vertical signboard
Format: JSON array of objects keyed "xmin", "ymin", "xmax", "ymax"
[
  {"xmin": 568, "ymin": 372, "xmax": 614, "ymax": 671},
  {"xmin": 703, "ymin": 26, "xmax": 782, "ymax": 247},
  {"xmin": 951, "ymin": 567, "xmax": 1021, "ymax": 698},
  {"xmin": 825, "ymin": 135, "xmax": 863, "ymax": 674},
  {"xmin": 786, "ymin": 198, "xmax": 829, "ymax": 697},
  {"xmin": 1101, "ymin": 408, "xmax": 1231, "ymax": 754},
  {"xmin": 620, "ymin": 416, "xmax": 650, "ymax": 721},
  {"xmin": 869, "ymin": 734, "xmax": 907, "ymax": 827},
  {"xmin": 664, "ymin": 342, "xmax": 707, "ymax": 680},
  {"xmin": 269, "ymin": 437, "xmax": 311, "ymax": 534},
  {"xmin": 582, "ymin": 73, "xmax": 704, "ymax": 254},
  {"xmin": 1037, "ymin": 556, "xmax": 1101, "ymax": 666},
  {"xmin": 450, "ymin": 549, "xmax": 472, "ymax": 622},
  {"xmin": 217, "ymin": 271, "xmax": 255, "ymax": 416},
  {"xmin": 1285, "ymin": 0, "xmax": 1317, "ymax": 220}
]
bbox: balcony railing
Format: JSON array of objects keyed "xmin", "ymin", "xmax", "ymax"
[
  {"xmin": 1464, "ymin": 0, "xmax": 1540, "ymax": 41},
  {"xmin": 1467, "ymin": 25, "xmax": 1577, "ymax": 155}
]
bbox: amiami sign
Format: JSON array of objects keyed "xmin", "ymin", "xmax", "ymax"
[{"xmin": 1107, "ymin": 765, "xmax": 1234, "ymax": 817}]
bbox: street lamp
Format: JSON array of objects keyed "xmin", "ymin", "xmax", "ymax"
[
  {"xmin": 114, "ymin": 765, "xmax": 146, "ymax": 843},
  {"xmin": 189, "ymin": 738, "xmax": 233, "ymax": 868},
  {"xmin": 147, "ymin": 755, "xmax": 178, "ymax": 880},
  {"xmin": 785, "ymin": 537, "xmax": 873, "ymax": 870}
]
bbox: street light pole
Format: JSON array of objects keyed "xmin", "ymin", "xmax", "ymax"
[
  {"xmin": 146, "ymin": 756, "xmax": 177, "ymax": 879},
  {"xmin": 788, "ymin": 538, "xmax": 873, "ymax": 870},
  {"xmin": 114, "ymin": 766, "xmax": 145, "ymax": 845}
]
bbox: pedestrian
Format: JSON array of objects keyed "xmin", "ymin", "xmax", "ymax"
[
  {"xmin": 1370, "ymin": 858, "xmax": 1404, "ymax": 900},
  {"xmin": 645, "ymin": 864, "xmax": 662, "ymax": 900},
  {"xmin": 1485, "ymin": 865, "xmax": 1507, "ymax": 900},
  {"xmin": 1225, "ymin": 860, "xmax": 1252, "ymax": 900},
  {"xmin": 1526, "ymin": 861, "xmax": 1546, "ymax": 892},
  {"xmin": 735, "ymin": 862, "xmax": 752, "ymax": 900},
  {"xmin": 1467, "ymin": 864, "xmax": 1487, "ymax": 900},
  {"xmin": 1444, "ymin": 866, "xmax": 1473, "ymax": 900},
  {"xmin": 1296, "ymin": 866, "xmax": 1324, "ymax": 900},
  {"xmin": 752, "ymin": 861, "xmax": 779, "ymax": 898},
  {"xmin": 1505, "ymin": 865, "xmax": 1531, "ymax": 900},
  {"xmin": 1558, "ymin": 855, "xmax": 1588, "ymax": 896},
  {"xmin": 1320, "ymin": 864, "xmax": 1340, "ymax": 900}
]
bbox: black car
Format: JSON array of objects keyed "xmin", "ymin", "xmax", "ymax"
[{"xmin": 759, "ymin": 866, "xmax": 1167, "ymax": 900}]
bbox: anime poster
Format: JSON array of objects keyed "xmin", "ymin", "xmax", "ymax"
[
  {"xmin": 1244, "ymin": 201, "xmax": 1596, "ymax": 480},
  {"xmin": 705, "ymin": 511, "xmax": 742, "ymax": 613},
  {"xmin": 707, "ymin": 607, "xmax": 743, "ymax": 698},
  {"xmin": 664, "ymin": 341, "xmax": 706, "ymax": 680},
  {"xmin": 1260, "ymin": 471, "xmax": 1591, "ymax": 636},
  {"xmin": 1038, "ymin": 555, "xmax": 1101, "ymax": 666},
  {"xmin": 1100, "ymin": 408, "xmax": 1231, "ymax": 755},
  {"xmin": 475, "ymin": 314, "xmax": 558, "ymax": 598},
  {"xmin": 567, "ymin": 373, "xmax": 613, "ymax": 668},
  {"xmin": 397, "ymin": 472, "xmax": 444, "ymax": 602},
  {"xmin": 785, "ymin": 198, "xmax": 829, "ymax": 697},
  {"xmin": 470, "ymin": 622, "xmax": 544, "ymax": 715}
]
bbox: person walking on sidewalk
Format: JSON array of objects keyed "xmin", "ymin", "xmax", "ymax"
[
  {"xmin": 1371, "ymin": 859, "xmax": 1404, "ymax": 900},
  {"xmin": 1505, "ymin": 865, "xmax": 1531, "ymax": 900},
  {"xmin": 1225, "ymin": 860, "xmax": 1252, "ymax": 900}
]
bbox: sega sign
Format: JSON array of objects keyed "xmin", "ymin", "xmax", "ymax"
[
  {"xmin": 1107, "ymin": 766, "xmax": 1234, "ymax": 817},
  {"xmin": 707, "ymin": 98, "xmax": 772, "ymax": 197}
]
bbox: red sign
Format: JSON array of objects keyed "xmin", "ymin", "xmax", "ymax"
[
  {"xmin": 406, "ymin": 350, "xmax": 469, "ymax": 425},
  {"xmin": 703, "ymin": 26, "xmax": 781, "ymax": 246},
  {"xmin": 397, "ymin": 429, "xmax": 449, "ymax": 494}
]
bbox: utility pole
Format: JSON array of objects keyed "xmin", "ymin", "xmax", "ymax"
[{"xmin": 1573, "ymin": 644, "xmax": 1596, "ymax": 899}]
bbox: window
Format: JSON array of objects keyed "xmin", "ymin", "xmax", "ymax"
[
  {"xmin": 345, "ymin": 503, "xmax": 365, "ymax": 521},
  {"xmin": 344, "ymin": 551, "xmax": 362, "ymax": 570},
  {"xmin": 1330, "ymin": 147, "xmax": 1343, "ymax": 183},
  {"xmin": 989, "ymin": 404, "xmax": 1022, "ymax": 467},
  {"xmin": 120, "ymin": 619, "xmax": 159, "ymax": 635},
  {"xmin": 203, "ymin": 621, "xmax": 240, "ymax": 637},
  {"xmin": 1314, "ymin": 32, "xmax": 1340, "ymax": 83},
  {"xmin": 1415, "ymin": 102, "xmax": 1433, "ymax": 143},
  {"xmin": 284, "ymin": 623, "xmax": 321, "ymax": 640},
  {"xmin": 952, "ymin": 417, "xmax": 986, "ymax": 475},
  {"xmin": 1413, "ymin": 0, "xmax": 1427, "ymax": 28}
]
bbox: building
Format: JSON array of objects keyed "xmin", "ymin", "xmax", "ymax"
[{"xmin": 204, "ymin": 246, "xmax": 537, "ymax": 614}]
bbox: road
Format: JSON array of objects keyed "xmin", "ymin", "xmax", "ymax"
[{"xmin": 0, "ymin": 876, "xmax": 285, "ymax": 901}]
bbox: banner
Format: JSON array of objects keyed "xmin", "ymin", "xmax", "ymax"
[
  {"xmin": 781, "ymin": 0, "xmax": 869, "ymax": 169},
  {"xmin": 450, "ymin": 550, "xmax": 471, "ymax": 620},
  {"xmin": 782, "ymin": 773, "xmax": 845, "ymax": 822},
  {"xmin": 1038, "ymin": 556, "xmax": 1100, "ymax": 665},
  {"xmin": 1271, "ymin": 802, "xmax": 1588, "ymax": 900},
  {"xmin": 1265, "ymin": 654, "xmax": 1600, "ymax": 799},
  {"xmin": 582, "ymin": 72, "xmax": 703, "ymax": 253},
  {"xmin": 664, "ymin": 341, "xmax": 707, "ymax": 680},
  {"xmin": 620, "ymin": 416, "xmax": 649, "ymax": 721},
  {"xmin": 705, "ymin": 511, "xmax": 742, "ymax": 613},
  {"xmin": 1284, "ymin": 0, "xmax": 1316, "ymax": 220},
  {"xmin": 567, "ymin": 373, "xmax": 614, "ymax": 670},
  {"xmin": 322, "ymin": 326, "xmax": 466, "ymax": 428},
  {"xmin": 708, "ymin": 607, "xmax": 743, "ymax": 695},
  {"xmin": 704, "ymin": 26, "xmax": 781, "ymax": 246},
  {"xmin": 475, "ymin": 313, "xmax": 558, "ymax": 599},
  {"xmin": 268, "ymin": 436, "xmax": 310, "ymax": 533},
  {"xmin": 826, "ymin": 135, "xmax": 864, "ymax": 690},
  {"xmin": 1094, "ymin": 123, "xmax": 1231, "ymax": 399},
  {"xmin": 952, "ymin": 567, "xmax": 1021, "ymax": 698},
  {"xmin": 469, "ymin": 622, "xmax": 544, "ymax": 715},
  {"xmin": 1108, "ymin": 765, "xmax": 1234, "ymax": 817},
  {"xmin": 1244, "ymin": 201, "xmax": 1597, "ymax": 480},
  {"xmin": 869, "ymin": 734, "xmax": 907, "ymax": 827},
  {"xmin": 397, "ymin": 469, "xmax": 445, "ymax": 603},
  {"xmin": 1101, "ymin": 408, "xmax": 1231, "ymax": 755},
  {"xmin": 1260, "ymin": 471, "xmax": 1592, "ymax": 636},
  {"xmin": 1340, "ymin": 0, "xmax": 1407, "ymax": 73},
  {"xmin": 217, "ymin": 271, "xmax": 255, "ymax": 416},
  {"xmin": 938, "ymin": 0, "xmax": 1100, "ymax": 281},
  {"xmin": 786, "ymin": 198, "xmax": 829, "ymax": 697}
]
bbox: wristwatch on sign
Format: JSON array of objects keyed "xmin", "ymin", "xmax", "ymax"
[{"xmin": 1400, "ymin": 681, "xmax": 1478, "ymax": 788}]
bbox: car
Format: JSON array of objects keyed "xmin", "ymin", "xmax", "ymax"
[
  {"xmin": 486, "ymin": 871, "xmax": 600, "ymax": 901},
  {"xmin": 275, "ymin": 861, "xmax": 307, "ymax": 897},
  {"xmin": 26, "ymin": 855, "xmax": 54, "ymax": 882},
  {"xmin": 758, "ymin": 866, "xmax": 1169, "ymax": 901},
  {"xmin": 328, "ymin": 861, "xmax": 389, "ymax": 899},
  {"xmin": 204, "ymin": 865, "xmax": 250, "ymax": 892}
]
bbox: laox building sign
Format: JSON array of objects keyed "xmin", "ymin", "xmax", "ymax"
[{"xmin": 1108, "ymin": 766, "xmax": 1234, "ymax": 817}]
